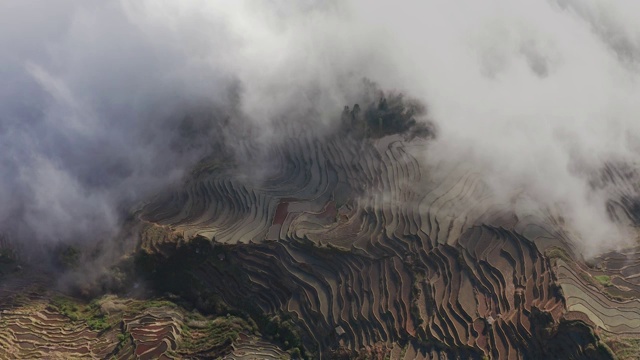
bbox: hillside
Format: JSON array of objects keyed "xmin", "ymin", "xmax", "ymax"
[{"xmin": 2, "ymin": 102, "xmax": 640, "ymax": 359}]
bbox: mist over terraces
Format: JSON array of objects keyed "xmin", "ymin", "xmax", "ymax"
[
  {"xmin": 1, "ymin": 86, "xmax": 640, "ymax": 359},
  {"xmin": 127, "ymin": 98, "xmax": 640, "ymax": 359},
  {"xmin": 5, "ymin": 1, "xmax": 640, "ymax": 359}
]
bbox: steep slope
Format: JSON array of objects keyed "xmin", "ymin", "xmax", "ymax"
[
  {"xmin": 2, "ymin": 101, "xmax": 639, "ymax": 359},
  {"xmin": 136, "ymin": 118, "xmax": 631, "ymax": 359},
  {"xmin": 0, "ymin": 268, "xmax": 287, "ymax": 360}
]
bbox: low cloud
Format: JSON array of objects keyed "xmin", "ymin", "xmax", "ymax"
[{"xmin": 1, "ymin": 0, "xmax": 639, "ymax": 260}]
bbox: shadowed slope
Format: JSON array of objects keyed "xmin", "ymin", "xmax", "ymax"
[{"xmin": 137, "ymin": 124, "xmax": 630, "ymax": 359}]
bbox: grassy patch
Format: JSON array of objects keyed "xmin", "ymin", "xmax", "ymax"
[
  {"xmin": 113, "ymin": 331, "xmax": 132, "ymax": 355},
  {"xmin": 178, "ymin": 315, "xmax": 248, "ymax": 355},
  {"xmin": 51, "ymin": 296, "xmax": 82, "ymax": 321},
  {"xmin": 602, "ymin": 335, "xmax": 640, "ymax": 360},
  {"xmin": 50, "ymin": 296, "xmax": 112, "ymax": 331},
  {"xmin": 128, "ymin": 299, "xmax": 178, "ymax": 313},
  {"xmin": 545, "ymin": 247, "xmax": 573, "ymax": 263},
  {"xmin": 86, "ymin": 315, "xmax": 110, "ymax": 331},
  {"xmin": 593, "ymin": 275, "xmax": 612, "ymax": 287}
]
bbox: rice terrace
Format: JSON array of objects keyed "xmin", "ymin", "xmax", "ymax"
[{"xmin": 2, "ymin": 1, "xmax": 640, "ymax": 359}]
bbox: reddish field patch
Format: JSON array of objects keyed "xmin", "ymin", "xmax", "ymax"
[
  {"xmin": 273, "ymin": 202, "xmax": 289, "ymax": 225},
  {"xmin": 317, "ymin": 201, "xmax": 337, "ymax": 220}
]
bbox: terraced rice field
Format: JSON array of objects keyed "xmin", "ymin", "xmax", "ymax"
[
  {"xmin": 2, "ymin": 120, "xmax": 640, "ymax": 358},
  {"xmin": 0, "ymin": 269, "xmax": 286, "ymax": 360},
  {"xmin": 134, "ymin": 128, "xmax": 640, "ymax": 359}
]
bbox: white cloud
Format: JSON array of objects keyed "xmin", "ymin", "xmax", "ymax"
[{"xmin": 1, "ymin": 0, "xmax": 639, "ymax": 257}]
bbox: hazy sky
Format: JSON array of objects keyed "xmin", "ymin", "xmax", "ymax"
[{"xmin": 1, "ymin": 0, "xmax": 639, "ymax": 257}]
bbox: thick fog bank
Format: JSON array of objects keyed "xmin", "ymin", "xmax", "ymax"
[{"xmin": 2, "ymin": 0, "xmax": 640, "ymax": 259}]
